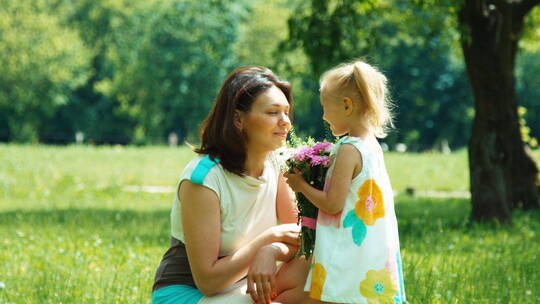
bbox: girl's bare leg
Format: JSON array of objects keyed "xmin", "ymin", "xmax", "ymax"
[
  {"xmin": 271, "ymin": 257, "xmax": 341, "ymax": 304},
  {"xmin": 272, "ymin": 256, "xmax": 309, "ymax": 304},
  {"xmin": 300, "ymin": 298, "xmax": 342, "ymax": 304}
]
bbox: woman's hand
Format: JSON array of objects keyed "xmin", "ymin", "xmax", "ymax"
[
  {"xmin": 283, "ymin": 169, "xmax": 307, "ymax": 193},
  {"xmin": 246, "ymin": 245, "xmax": 279, "ymax": 304},
  {"xmin": 247, "ymin": 224, "xmax": 299, "ymax": 302},
  {"xmin": 268, "ymin": 223, "xmax": 300, "ymax": 246}
]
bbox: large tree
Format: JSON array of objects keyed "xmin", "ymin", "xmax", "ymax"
[{"xmin": 458, "ymin": 0, "xmax": 540, "ymax": 222}]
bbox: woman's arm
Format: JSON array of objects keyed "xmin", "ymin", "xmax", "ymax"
[
  {"xmin": 285, "ymin": 144, "xmax": 362, "ymax": 215},
  {"xmin": 276, "ymin": 173, "xmax": 298, "ymax": 225},
  {"xmin": 273, "ymin": 174, "xmax": 300, "ymax": 262},
  {"xmin": 247, "ymin": 174, "xmax": 300, "ymax": 304},
  {"xmin": 180, "ymin": 180, "xmax": 298, "ymax": 297}
]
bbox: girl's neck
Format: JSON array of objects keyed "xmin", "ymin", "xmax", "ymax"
[
  {"xmin": 347, "ymin": 125, "xmax": 371, "ymax": 140},
  {"xmin": 244, "ymin": 149, "xmax": 269, "ymax": 178}
]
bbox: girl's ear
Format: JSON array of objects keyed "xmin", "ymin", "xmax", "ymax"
[
  {"xmin": 342, "ymin": 97, "xmax": 354, "ymax": 116},
  {"xmin": 233, "ymin": 110, "xmax": 244, "ymax": 129}
]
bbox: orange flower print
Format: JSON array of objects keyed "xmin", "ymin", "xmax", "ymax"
[
  {"xmin": 309, "ymin": 263, "xmax": 327, "ymax": 300},
  {"xmin": 359, "ymin": 269, "xmax": 399, "ymax": 304},
  {"xmin": 355, "ymin": 179, "xmax": 385, "ymax": 225},
  {"xmin": 343, "ymin": 179, "xmax": 385, "ymax": 246}
]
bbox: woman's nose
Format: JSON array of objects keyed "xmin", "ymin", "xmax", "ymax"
[{"xmin": 280, "ymin": 113, "xmax": 291, "ymax": 127}]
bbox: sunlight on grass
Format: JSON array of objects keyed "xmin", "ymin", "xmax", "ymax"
[{"xmin": 384, "ymin": 149, "xmax": 471, "ymax": 193}]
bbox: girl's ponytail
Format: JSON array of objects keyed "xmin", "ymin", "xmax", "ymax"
[{"xmin": 352, "ymin": 62, "xmax": 392, "ymax": 137}]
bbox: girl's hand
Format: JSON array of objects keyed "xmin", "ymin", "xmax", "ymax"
[
  {"xmin": 283, "ymin": 169, "xmax": 306, "ymax": 193},
  {"xmin": 246, "ymin": 245, "xmax": 279, "ymax": 304}
]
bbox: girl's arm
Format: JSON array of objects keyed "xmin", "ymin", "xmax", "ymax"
[
  {"xmin": 180, "ymin": 181, "xmax": 299, "ymax": 297},
  {"xmin": 285, "ymin": 144, "xmax": 361, "ymax": 215}
]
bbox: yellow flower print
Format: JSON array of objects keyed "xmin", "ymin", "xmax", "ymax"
[
  {"xmin": 309, "ymin": 263, "xmax": 327, "ymax": 300},
  {"xmin": 360, "ymin": 269, "xmax": 399, "ymax": 304},
  {"xmin": 355, "ymin": 179, "xmax": 385, "ymax": 225}
]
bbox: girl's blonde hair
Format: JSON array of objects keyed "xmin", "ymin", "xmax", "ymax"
[{"xmin": 320, "ymin": 60, "xmax": 393, "ymax": 138}]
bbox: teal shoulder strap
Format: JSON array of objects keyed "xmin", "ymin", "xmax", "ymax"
[
  {"xmin": 190, "ymin": 155, "xmax": 220, "ymax": 185},
  {"xmin": 331, "ymin": 136, "xmax": 362, "ymax": 156}
]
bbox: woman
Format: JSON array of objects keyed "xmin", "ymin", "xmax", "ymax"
[{"xmin": 152, "ymin": 66, "xmax": 309, "ymax": 304}]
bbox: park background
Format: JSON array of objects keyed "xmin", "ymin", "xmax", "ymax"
[{"xmin": 1, "ymin": 0, "xmax": 539, "ymax": 303}]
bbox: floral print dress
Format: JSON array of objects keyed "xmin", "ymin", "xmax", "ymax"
[{"xmin": 304, "ymin": 136, "xmax": 406, "ymax": 304}]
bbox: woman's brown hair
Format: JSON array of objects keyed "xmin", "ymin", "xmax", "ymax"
[{"xmin": 194, "ymin": 66, "xmax": 293, "ymax": 175}]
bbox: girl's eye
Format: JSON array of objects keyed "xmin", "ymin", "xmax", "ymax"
[{"xmin": 268, "ymin": 112, "xmax": 278, "ymax": 115}]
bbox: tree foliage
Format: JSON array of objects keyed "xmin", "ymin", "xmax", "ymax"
[
  {"xmin": 1, "ymin": 0, "xmax": 244, "ymax": 144},
  {"xmin": 1, "ymin": 0, "xmax": 539, "ymax": 151},
  {"xmin": 280, "ymin": 0, "xmax": 474, "ymax": 149},
  {"xmin": 0, "ymin": 0, "xmax": 90, "ymax": 142},
  {"xmin": 110, "ymin": 0, "xmax": 243, "ymax": 143}
]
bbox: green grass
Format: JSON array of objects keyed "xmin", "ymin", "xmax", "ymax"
[
  {"xmin": 385, "ymin": 150, "xmax": 470, "ymax": 192},
  {"xmin": 0, "ymin": 144, "xmax": 539, "ymax": 303}
]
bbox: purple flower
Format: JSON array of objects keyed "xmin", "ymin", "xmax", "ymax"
[
  {"xmin": 293, "ymin": 146, "xmax": 311, "ymax": 161},
  {"xmin": 285, "ymin": 140, "xmax": 333, "ymax": 258},
  {"xmin": 322, "ymin": 157, "xmax": 330, "ymax": 167},
  {"xmin": 288, "ymin": 141, "xmax": 333, "ymax": 168},
  {"xmin": 312, "ymin": 142, "xmax": 333, "ymax": 155},
  {"xmin": 310, "ymin": 155, "xmax": 330, "ymax": 167}
]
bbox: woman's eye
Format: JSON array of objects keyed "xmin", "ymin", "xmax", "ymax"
[{"xmin": 267, "ymin": 110, "xmax": 289, "ymax": 116}]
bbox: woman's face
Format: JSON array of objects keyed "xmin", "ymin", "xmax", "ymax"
[{"xmin": 239, "ymin": 85, "xmax": 291, "ymax": 153}]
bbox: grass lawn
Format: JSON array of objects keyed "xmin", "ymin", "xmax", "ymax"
[{"xmin": 0, "ymin": 144, "xmax": 538, "ymax": 303}]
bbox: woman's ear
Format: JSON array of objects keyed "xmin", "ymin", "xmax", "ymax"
[
  {"xmin": 233, "ymin": 110, "xmax": 244, "ymax": 129},
  {"xmin": 342, "ymin": 97, "xmax": 354, "ymax": 116}
]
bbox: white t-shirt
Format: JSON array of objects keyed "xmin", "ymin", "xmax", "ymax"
[{"xmin": 170, "ymin": 153, "xmax": 280, "ymax": 256}]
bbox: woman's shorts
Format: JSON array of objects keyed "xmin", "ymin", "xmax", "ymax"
[
  {"xmin": 152, "ymin": 279, "xmax": 252, "ymax": 304},
  {"xmin": 152, "ymin": 285, "xmax": 203, "ymax": 304}
]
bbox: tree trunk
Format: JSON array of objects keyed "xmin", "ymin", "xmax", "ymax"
[{"xmin": 459, "ymin": 0, "xmax": 540, "ymax": 222}]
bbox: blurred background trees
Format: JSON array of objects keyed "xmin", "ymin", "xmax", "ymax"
[
  {"xmin": 0, "ymin": 0, "xmax": 90, "ymax": 142},
  {"xmin": 1, "ymin": 0, "xmax": 539, "ymax": 152}
]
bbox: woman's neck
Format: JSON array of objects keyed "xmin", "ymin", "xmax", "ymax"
[{"xmin": 244, "ymin": 149, "xmax": 269, "ymax": 178}]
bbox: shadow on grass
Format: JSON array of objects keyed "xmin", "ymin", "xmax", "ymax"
[
  {"xmin": 395, "ymin": 196, "xmax": 471, "ymax": 234},
  {"xmin": 395, "ymin": 195, "xmax": 540, "ymax": 236},
  {"xmin": 0, "ymin": 208, "xmax": 171, "ymax": 246}
]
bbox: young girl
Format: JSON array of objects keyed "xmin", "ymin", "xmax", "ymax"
[{"xmin": 285, "ymin": 60, "xmax": 406, "ymax": 304}]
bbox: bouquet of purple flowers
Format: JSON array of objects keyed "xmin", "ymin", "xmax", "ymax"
[{"xmin": 286, "ymin": 141, "xmax": 333, "ymax": 258}]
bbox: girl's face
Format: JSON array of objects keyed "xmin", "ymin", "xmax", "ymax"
[
  {"xmin": 239, "ymin": 86, "xmax": 291, "ymax": 152},
  {"xmin": 321, "ymin": 92, "xmax": 348, "ymax": 136}
]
